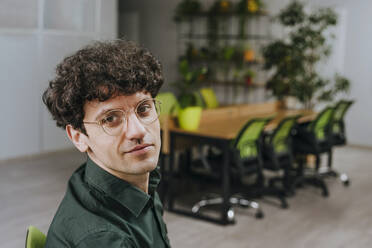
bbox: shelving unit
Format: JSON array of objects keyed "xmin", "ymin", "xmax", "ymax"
[{"xmin": 176, "ymin": 9, "xmax": 273, "ymax": 105}]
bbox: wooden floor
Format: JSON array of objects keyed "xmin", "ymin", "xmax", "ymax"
[{"xmin": 1, "ymin": 146, "xmax": 372, "ymax": 248}]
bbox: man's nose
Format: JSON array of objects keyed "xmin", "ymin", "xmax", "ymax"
[{"xmin": 125, "ymin": 112, "xmax": 146, "ymax": 140}]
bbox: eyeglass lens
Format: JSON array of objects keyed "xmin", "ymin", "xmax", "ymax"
[{"xmin": 101, "ymin": 99, "xmax": 160, "ymax": 135}]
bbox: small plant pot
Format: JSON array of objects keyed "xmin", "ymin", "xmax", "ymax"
[{"xmin": 178, "ymin": 106, "xmax": 202, "ymax": 131}]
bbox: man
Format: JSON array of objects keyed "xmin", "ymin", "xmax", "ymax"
[{"xmin": 42, "ymin": 40, "xmax": 171, "ymax": 247}]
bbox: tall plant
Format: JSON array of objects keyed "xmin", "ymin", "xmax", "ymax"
[{"xmin": 262, "ymin": 1, "xmax": 349, "ymax": 109}]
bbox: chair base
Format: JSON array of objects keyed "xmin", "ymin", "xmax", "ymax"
[
  {"xmin": 268, "ymin": 176, "xmax": 296, "ymax": 197},
  {"xmin": 251, "ymin": 186, "xmax": 289, "ymax": 209},
  {"xmin": 318, "ymin": 167, "xmax": 350, "ymax": 186},
  {"xmin": 291, "ymin": 172, "xmax": 329, "ymax": 197},
  {"xmin": 191, "ymin": 194, "xmax": 264, "ymax": 220}
]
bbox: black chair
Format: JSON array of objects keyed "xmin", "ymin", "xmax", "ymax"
[
  {"xmin": 292, "ymin": 106, "xmax": 336, "ymax": 197},
  {"xmin": 331, "ymin": 100, "xmax": 354, "ymax": 146},
  {"xmin": 262, "ymin": 115, "xmax": 301, "ymax": 196},
  {"xmin": 191, "ymin": 117, "xmax": 286, "ymax": 220},
  {"xmin": 317, "ymin": 100, "xmax": 354, "ymax": 186}
]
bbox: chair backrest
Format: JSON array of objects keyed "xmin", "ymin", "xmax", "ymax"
[
  {"xmin": 332, "ymin": 100, "xmax": 354, "ymax": 134},
  {"xmin": 233, "ymin": 117, "xmax": 272, "ymax": 159},
  {"xmin": 25, "ymin": 226, "xmax": 46, "ymax": 248},
  {"xmin": 270, "ymin": 115, "xmax": 300, "ymax": 154},
  {"xmin": 309, "ymin": 106, "xmax": 335, "ymax": 141},
  {"xmin": 156, "ymin": 92, "xmax": 180, "ymax": 116},
  {"xmin": 199, "ymin": 88, "xmax": 219, "ymax": 109}
]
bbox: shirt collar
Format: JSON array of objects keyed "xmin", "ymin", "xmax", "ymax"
[{"xmin": 84, "ymin": 157, "xmax": 161, "ymax": 218}]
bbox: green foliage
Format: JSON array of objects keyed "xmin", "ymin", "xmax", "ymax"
[
  {"xmin": 173, "ymin": 59, "xmax": 208, "ymax": 108},
  {"xmin": 318, "ymin": 74, "xmax": 350, "ymax": 102},
  {"xmin": 236, "ymin": 0, "xmax": 265, "ymax": 38},
  {"xmin": 278, "ymin": 1, "xmax": 304, "ymax": 26},
  {"xmin": 174, "ymin": 0, "xmax": 202, "ymax": 22},
  {"xmin": 334, "ymin": 74, "xmax": 351, "ymax": 93},
  {"xmin": 236, "ymin": 0, "xmax": 264, "ymax": 14},
  {"xmin": 209, "ymin": 0, "xmax": 233, "ymax": 14},
  {"xmin": 183, "ymin": 42, "xmax": 259, "ymax": 65},
  {"xmin": 220, "ymin": 46, "xmax": 236, "ymax": 61},
  {"xmin": 262, "ymin": 0, "xmax": 350, "ymax": 109}
]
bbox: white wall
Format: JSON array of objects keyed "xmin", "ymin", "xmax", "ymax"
[
  {"xmin": 307, "ymin": 0, "xmax": 372, "ymax": 146},
  {"xmin": 119, "ymin": 0, "xmax": 372, "ymax": 147},
  {"xmin": 0, "ymin": 0, "xmax": 117, "ymax": 160},
  {"xmin": 340, "ymin": 1, "xmax": 372, "ymax": 147}
]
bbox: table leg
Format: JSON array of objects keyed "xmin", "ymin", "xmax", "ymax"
[{"xmin": 221, "ymin": 141, "xmax": 231, "ymax": 224}]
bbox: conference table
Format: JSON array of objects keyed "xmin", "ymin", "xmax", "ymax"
[{"xmin": 161, "ymin": 101, "xmax": 315, "ymax": 225}]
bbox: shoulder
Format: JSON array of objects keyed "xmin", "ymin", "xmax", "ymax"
[{"xmin": 46, "ymin": 165, "xmax": 136, "ymax": 247}]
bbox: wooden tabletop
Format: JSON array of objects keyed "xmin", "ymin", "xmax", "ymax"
[
  {"xmin": 167, "ymin": 109, "xmax": 315, "ymax": 140},
  {"xmin": 160, "ymin": 101, "xmax": 316, "ymax": 153}
]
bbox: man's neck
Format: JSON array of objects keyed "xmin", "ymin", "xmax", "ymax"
[
  {"xmin": 117, "ymin": 172, "xmax": 150, "ymax": 194},
  {"xmin": 88, "ymin": 156, "xmax": 150, "ymax": 194},
  {"xmin": 104, "ymin": 166, "xmax": 150, "ymax": 193}
]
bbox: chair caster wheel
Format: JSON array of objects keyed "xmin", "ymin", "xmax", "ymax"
[
  {"xmin": 255, "ymin": 211, "xmax": 264, "ymax": 219},
  {"xmin": 227, "ymin": 209, "xmax": 235, "ymax": 223}
]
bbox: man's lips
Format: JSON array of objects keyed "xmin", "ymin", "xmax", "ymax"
[{"xmin": 125, "ymin": 144, "xmax": 153, "ymax": 153}]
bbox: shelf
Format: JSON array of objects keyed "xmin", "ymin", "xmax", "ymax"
[
  {"xmin": 186, "ymin": 57, "xmax": 263, "ymax": 66},
  {"xmin": 176, "ymin": 10, "xmax": 270, "ymax": 19},
  {"xmin": 204, "ymin": 80, "xmax": 266, "ymax": 88},
  {"xmin": 180, "ymin": 33, "xmax": 271, "ymax": 40}
]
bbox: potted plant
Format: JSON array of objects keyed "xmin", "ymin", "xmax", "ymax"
[
  {"xmin": 262, "ymin": 1, "xmax": 350, "ymax": 109},
  {"xmin": 173, "ymin": 59, "xmax": 208, "ymax": 130},
  {"xmin": 236, "ymin": 0, "xmax": 265, "ymax": 38}
]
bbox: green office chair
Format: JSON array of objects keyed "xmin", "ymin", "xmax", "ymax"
[
  {"xmin": 292, "ymin": 106, "xmax": 336, "ymax": 196},
  {"xmin": 156, "ymin": 92, "xmax": 180, "ymax": 117},
  {"xmin": 199, "ymin": 87, "xmax": 219, "ymax": 109},
  {"xmin": 191, "ymin": 117, "xmax": 277, "ymax": 220},
  {"xmin": 332, "ymin": 100, "xmax": 354, "ymax": 146},
  {"xmin": 25, "ymin": 226, "xmax": 46, "ymax": 248},
  {"xmin": 316, "ymin": 99, "xmax": 354, "ymax": 186},
  {"xmin": 263, "ymin": 115, "xmax": 301, "ymax": 195}
]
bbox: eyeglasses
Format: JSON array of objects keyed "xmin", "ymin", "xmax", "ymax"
[{"xmin": 83, "ymin": 98, "xmax": 161, "ymax": 136}]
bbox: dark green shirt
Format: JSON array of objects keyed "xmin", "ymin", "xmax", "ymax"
[{"xmin": 45, "ymin": 158, "xmax": 171, "ymax": 248}]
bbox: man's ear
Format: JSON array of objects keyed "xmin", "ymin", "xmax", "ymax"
[{"xmin": 66, "ymin": 125, "xmax": 89, "ymax": 153}]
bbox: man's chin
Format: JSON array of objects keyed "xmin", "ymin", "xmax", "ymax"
[{"xmin": 130, "ymin": 157, "xmax": 158, "ymax": 173}]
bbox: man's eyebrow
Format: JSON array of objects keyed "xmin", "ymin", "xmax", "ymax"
[
  {"xmin": 94, "ymin": 108, "xmax": 117, "ymax": 121},
  {"xmin": 93, "ymin": 97, "xmax": 153, "ymax": 120}
]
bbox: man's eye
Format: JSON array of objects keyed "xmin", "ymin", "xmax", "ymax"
[
  {"xmin": 101, "ymin": 112, "xmax": 123, "ymax": 127},
  {"xmin": 137, "ymin": 103, "xmax": 152, "ymax": 115},
  {"xmin": 104, "ymin": 115, "xmax": 116, "ymax": 123}
]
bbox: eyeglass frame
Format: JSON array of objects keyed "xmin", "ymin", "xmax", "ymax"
[{"xmin": 83, "ymin": 98, "xmax": 162, "ymax": 136}]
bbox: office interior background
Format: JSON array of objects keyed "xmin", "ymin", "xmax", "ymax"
[{"xmin": 1, "ymin": 0, "xmax": 371, "ymax": 247}]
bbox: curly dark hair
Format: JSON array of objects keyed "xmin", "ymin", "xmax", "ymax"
[{"xmin": 42, "ymin": 39, "xmax": 164, "ymax": 134}]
